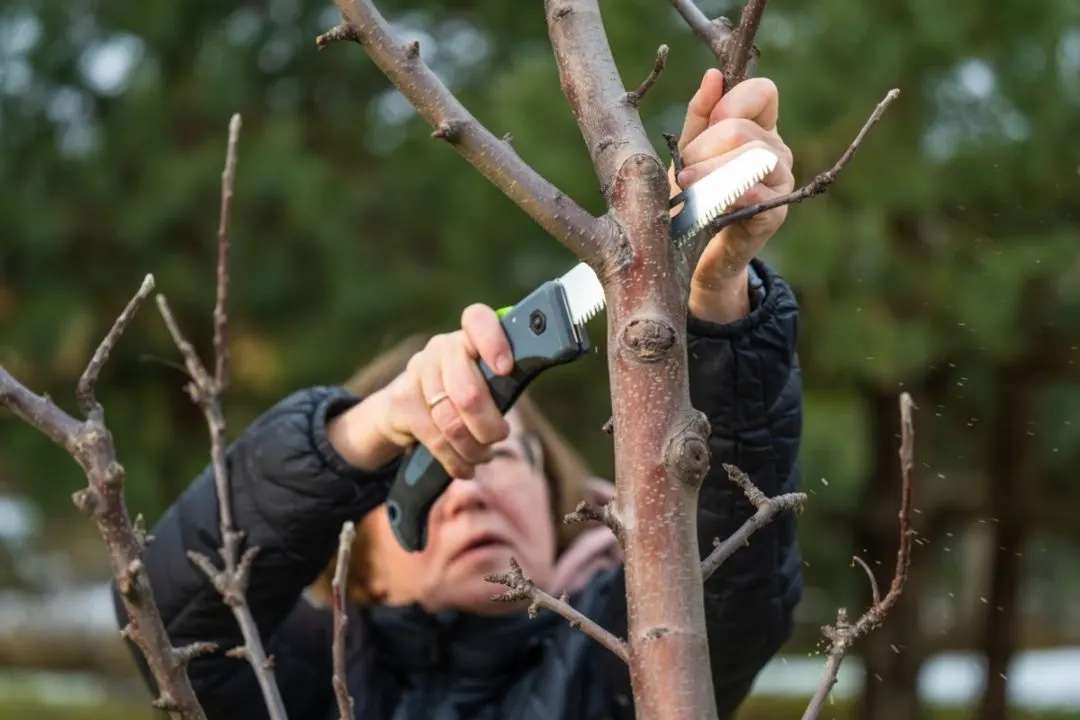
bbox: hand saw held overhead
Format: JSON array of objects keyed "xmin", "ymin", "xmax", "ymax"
[
  {"xmin": 386, "ymin": 147, "xmax": 779, "ymax": 552},
  {"xmin": 386, "ymin": 263, "xmax": 605, "ymax": 552}
]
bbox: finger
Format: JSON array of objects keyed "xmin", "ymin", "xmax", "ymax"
[
  {"xmin": 677, "ymin": 141, "xmax": 795, "ymax": 194},
  {"xmin": 417, "ymin": 340, "xmax": 490, "ymax": 468},
  {"xmin": 678, "ymin": 68, "xmax": 724, "ymax": 150},
  {"xmin": 727, "ymin": 182, "xmax": 789, "ymax": 237},
  {"xmin": 407, "ymin": 370, "xmax": 475, "ymax": 478},
  {"xmin": 679, "ymin": 118, "xmax": 786, "ymax": 168},
  {"xmin": 461, "ymin": 303, "xmax": 512, "ymax": 375},
  {"xmin": 708, "ymin": 77, "xmax": 779, "ymax": 131},
  {"xmin": 443, "ymin": 339, "xmax": 510, "ymax": 446}
]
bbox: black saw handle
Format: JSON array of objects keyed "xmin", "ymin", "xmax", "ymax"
[{"xmin": 386, "ymin": 281, "xmax": 590, "ymax": 551}]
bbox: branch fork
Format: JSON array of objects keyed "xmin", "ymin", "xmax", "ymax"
[
  {"xmin": 156, "ymin": 115, "xmax": 289, "ymax": 720},
  {"xmin": 0, "ymin": 276, "xmax": 210, "ymax": 720},
  {"xmin": 701, "ymin": 464, "xmax": 807, "ymax": 580},
  {"xmin": 486, "ymin": 558, "xmax": 629, "ymax": 664},
  {"xmin": 802, "ymin": 393, "xmax": 916, "ymax": 720}
]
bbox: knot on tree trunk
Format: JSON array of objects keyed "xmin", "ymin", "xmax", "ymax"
[
  {"xmin": 620, "ymin": 317, "xmax": 676, "ymax": 363},
  {"xmin": 664, "ymin": 411, "xmax": 711, "ymax": 484}
]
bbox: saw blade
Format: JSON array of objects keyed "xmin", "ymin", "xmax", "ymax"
[
  {"xmin": 670, "ymin": 147, "xmax": 779, "ymax": 247},
  {"xmin": 557, "ymin": 262, "xmax": 605, "ymax": 327}
]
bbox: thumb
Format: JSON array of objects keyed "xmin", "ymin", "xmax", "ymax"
[{"xmin": 678, "ymin": 68, "xmax": 724, "ymax": 150}]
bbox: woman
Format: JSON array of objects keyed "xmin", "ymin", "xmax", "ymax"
[{"xmin": 123, "ymin": 69, "xmax": 802, "ymax": 719}]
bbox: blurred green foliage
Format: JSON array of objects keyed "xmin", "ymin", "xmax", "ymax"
[{"xmin": 1, "ymin": 0, "xmax": 1079, "ymax": 667}]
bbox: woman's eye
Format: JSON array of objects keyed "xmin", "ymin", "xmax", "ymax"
[{"xmin": 490, "ymin": 448, "xmax": 520, "ymax": 461}]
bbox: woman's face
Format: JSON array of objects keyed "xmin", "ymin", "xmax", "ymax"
[{"xmin": 359, "ymin": 411, "xmax": 556, "ymax": 614}]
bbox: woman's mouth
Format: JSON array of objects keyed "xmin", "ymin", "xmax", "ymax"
[{"xmin": 452, "ymin": 533, "xmax": 510, "ymax": 562}]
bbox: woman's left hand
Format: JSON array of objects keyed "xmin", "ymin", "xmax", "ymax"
[{"xmin": 672, "ymin": 69, "xmax": 795, "ymax": 321}]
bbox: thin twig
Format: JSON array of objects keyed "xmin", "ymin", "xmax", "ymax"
[
  {"xmin": 802, "ymin": 392, "xmax": 916, "ymax": 720},
  {"xmin": 564, "ymin": 499, "xmax": 624, "ymax": 544},
  {"xmin": 214, "ymin": 114, "xmax": 241, "ymax": 390},
  {"xmin": 1, "ymin": 277, "xmax": 211, "ymax": 720},
  {"xmin": 156, "ymin": 116, "xmax": 288, "ymax": 720},
  {"xmin": 315, "ymin": 22, "xmax": 359, "ymax": 49},
  {"xmin": 332, "ymin": 522, "xmax": 356, "ymax": 720},
  {"xmin": 682, "ymin": 89, "xmax": 900, "ymax": 268},
  {"xmin": 76, "ymin": 275, "xmax": 157, "ymax": 417},
  {"xmin": 662, "ymin": 132, "xmax": 684, "ymax": 181},
  {"xmin": 701, "ymin": 464, "xmax": 806, "ymax": 580},
  {"xmin": 669, "ymin": 0, "xmax": 729, "ymax": 58},
  {"xmin": 486, "ymin": 558, "xmax": 629, "ymax": 664},
  {"xmin": 625, "ymin": 45, "xmax": 668, "ymax": 107},
  {"xmin": 851, "ymin": 555, "xmax": 881, "ymax": 606}
]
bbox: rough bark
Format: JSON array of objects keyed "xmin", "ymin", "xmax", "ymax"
[{"xmin": 545, "ymin": 3, "xmax": 716, "ymax": 716}]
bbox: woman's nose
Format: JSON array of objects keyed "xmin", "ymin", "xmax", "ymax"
[{"xmin": 439, "ymin": 476, "xmax": 491, "ymax": 517}]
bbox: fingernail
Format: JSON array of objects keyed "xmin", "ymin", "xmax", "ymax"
[
  {"xmin": 497, "ymin": 353, "xmax": 513, "ymax": 374},
  {"xmin": 678, "ymin": 170, "xmax": 692, "ymax": 187}
]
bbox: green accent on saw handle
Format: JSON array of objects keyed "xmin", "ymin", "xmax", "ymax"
[{"xmin": 386, "ymin": 286, "xmax": 589, "ymax": 552}]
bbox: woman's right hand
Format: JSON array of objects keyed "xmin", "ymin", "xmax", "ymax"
[{"xmin": 328, "ymin": 304, "xmax": 513, "ymax": 478}]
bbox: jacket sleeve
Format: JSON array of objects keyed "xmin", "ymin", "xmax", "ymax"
[
  {"xmin": 115, "ymin": 386, "xmax": 396, "ymax": 718},
  {"xmin": 687, "ymin": 258, "xmax": 803, "ymax": 717}
]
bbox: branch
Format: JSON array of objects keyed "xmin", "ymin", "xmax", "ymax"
[
  {"xmin": 332, "ymin": 522, "xmax": 356, "ymax": 720},
  {"xmin": 156, "ymin": 116, "xmax": 288, "ymax": 720},
  {"xmin": 545, "ymin": 0, "xmax": 661, "ymax": 197},
  {"xmin": 681, "ymin": 88, "xmax": 900, "ymax": 268},
  {"xmin": 486, "ymin": 558, "xmax": 629, "ymax": 664},
  {"xmin": 624, "ymin": 44, "xmax": 668, "ymax": 107},
  {"xmin": 701, "ymin": 464, "xmax": 806, "ymax": 581},
  {"xmin": 324, "ymin": 3, "xmax": 612, "ymax": 267},
  {"xmin": 162, "ymin": 292, "xmax": 284, "ymax": 719},
  {"xmin": 669, "ymin": 0, "xmax": 730, "ymax": 58},
  {"xmin": 802, "ymin": 392, "xmax": 916, "ymax": 720},
  {"xmin": 1, "ymin": 278, "xmax": 211, "ymax": 720},
  {"xmin": 214, "ymin": 114, "xmax": 241, "ymax": 390},
  {"xmin": 670, "ymin": 0, "xmax": 763, "ymax": 83},
  {"xmin": 721, "ymin": 0, "xmax": 768, "ymax": 88}
]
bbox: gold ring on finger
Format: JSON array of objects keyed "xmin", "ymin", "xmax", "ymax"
[{"xmin": 427, "ymin": 391, "xmax": 451, "ymax": 410}]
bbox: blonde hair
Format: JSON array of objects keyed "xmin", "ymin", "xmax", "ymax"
[{"xmin": 312, "ymin": 335, "xmax": 592, "ymax": 606}]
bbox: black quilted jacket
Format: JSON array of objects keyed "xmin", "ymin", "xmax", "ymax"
[{"xmin": 121, "ymin": 259, "xmax": 803, "ymax": 720}]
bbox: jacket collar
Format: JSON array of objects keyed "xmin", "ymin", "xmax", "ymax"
[{"xmin": 363, "ymin": 601, "xmax": 560, "ymax": 679}]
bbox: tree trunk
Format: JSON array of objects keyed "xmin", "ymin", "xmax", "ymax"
[{"xmin": 977, "ymin": 370, "xmax": 1029, "ymax": 720}]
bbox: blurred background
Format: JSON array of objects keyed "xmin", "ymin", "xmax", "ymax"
[{"xmin": 1, "ymin": 0, "xmax": 1078, "ymax": 718}]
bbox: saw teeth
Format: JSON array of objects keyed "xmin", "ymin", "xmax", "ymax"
[
  {"xmin": 671, "ymin": 147, "xmax": 779, "ymax": 246},
  {"xmin": 558, "ymin": 262, "xmax": 606, "ymax": 326}
]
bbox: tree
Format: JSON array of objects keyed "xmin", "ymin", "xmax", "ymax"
[
  {"xmin": 0, "ymin": 1, "xmax": 919, "ymax": 719},
  {"xmin": 316, "ymin": 1, "xmax": 912, "ymax": 717}
]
